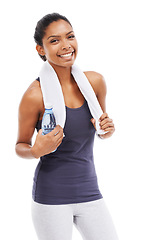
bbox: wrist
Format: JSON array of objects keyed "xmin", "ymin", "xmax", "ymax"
[{"xmin": 30, "ymin": 145, "xmax": 40, "ymax": 159}]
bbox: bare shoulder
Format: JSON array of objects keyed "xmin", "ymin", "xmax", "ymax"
[
  {"xmin": 24, "ymin": 79, "xmax": 42, "ymax": 101},
  {"xmin": 19, "ymin": 79, "xmax": 44, "ymax": 119},
  {"xmin": 84, "ymin": 71, "xmax": 107, "ymax": 96}
]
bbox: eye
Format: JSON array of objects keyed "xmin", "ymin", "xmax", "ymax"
[
  {"xmin": 50, "ymin": 39, "xmax": 58, "ymax": 44},
  {"xmin": 68, "ymin": 35, "xmax": 75, "ymax": 39}
]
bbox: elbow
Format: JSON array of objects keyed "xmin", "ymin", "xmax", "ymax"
[
  {"xmin": 15, "ymin": 142, "xmax": 20, "ymax": 157},
  {"xmin": 15, "ymin": 142, "xmax": 37, "ymax": 159}
]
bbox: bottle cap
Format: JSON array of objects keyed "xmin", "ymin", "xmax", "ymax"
[{"xmin": 45, "ymin": 103, "xmax": 53, "ymax": 109}]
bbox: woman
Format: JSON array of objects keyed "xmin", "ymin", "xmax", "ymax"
[{"xmin": 15, "ymin": 13, "xmax": 118, "ymax": 240}]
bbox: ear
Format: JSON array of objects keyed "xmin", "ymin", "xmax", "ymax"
[{"xmin": 36, "ymin": 45, "xmax": 45, "ymax": 56}]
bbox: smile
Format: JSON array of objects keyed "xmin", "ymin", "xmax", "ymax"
[{"xmin": 58, "ymin": 51, "xmax": 74, "ymax": 58}]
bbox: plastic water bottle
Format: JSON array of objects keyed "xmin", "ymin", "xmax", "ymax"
[{"xmin": 42, "ymin": 103, "xmax": 57, "ymax": 152}]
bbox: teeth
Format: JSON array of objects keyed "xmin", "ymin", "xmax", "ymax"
[{"xmin": 60, "ymin": 52, "xmax": 73, "ymax": 57}]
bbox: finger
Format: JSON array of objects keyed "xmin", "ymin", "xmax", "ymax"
[
  {"xmin": 49, "ymin": 132, "xmax": 63, "ymax": 150},
  {"xmin": 100, "ymin": 119, "xmax": 114, "ymax": 126},
  {"xmin": 54, "ymin": 134, "xmax": 64, "ymax": 149},
  {"xmin": 99, "ymin": 113, "xmax": 109, "ymax": 121},
  {"xmin": 55, "ymin": 131, "xmax": 64, "ymax": 140},
  {"xmin": 106, "ymin": 131, "xmax": 114, "ymax": 137},
  {"xmin": 54, "ymin": 130, "xmax": 64, "ymax": 142},
  {"xmin": 56, "ymin": 138, "xmax": 63, "ymax": 147},
  {"xmin": 54, "ymin": 125, "xmax": 63, "ymax": 132},
  {"xmin": 100, "ymin": 123, "xmax": 114, "ymax": 129},
  {"xmin": 100, "ymin": 118, "xmax": 113, "ymax": 126},
  {"xmin": 38, "ymin": 129, "xmax": 43, "ymax": 135},
  {"xmin": 104, "ymin": 127, "xmax": 115, "ymax": 132},
  {"xmin": 90, "ymin": 118, "xmax": 97, "ymax": 130},
  {"xmin": 54, "ymin": 131, "xmax": 64, "ymax": 140},
  {"xmin": 49, "ymin": 125, "xmax": 63, "ymax": 136},
  {"xmin": 101, "ymin": 117, "xmax": 113, "ymax": 123},
  {"xmin": 100, "ymin": 118, "xmax": 114, "ymax": 127},
  {"xmin": 108, "ymin": 118, "xmax": 113, "ymax": 122},
  {"xmin": 54, "ymin": 131, "xmax": 60, "ymax": 136}
]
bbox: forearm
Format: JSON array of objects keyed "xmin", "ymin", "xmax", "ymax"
[{"xmin": 15, "ymin": 143, "xmax": 38, "ymax": 159}]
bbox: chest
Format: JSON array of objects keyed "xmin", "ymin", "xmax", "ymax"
[
  {"xmin": 38, "ymin": 81, "xmax": 85, "ymax": 121},
  {"xmin": 61, "ymin": 83, "xmax": 85, "ymax": 108}
]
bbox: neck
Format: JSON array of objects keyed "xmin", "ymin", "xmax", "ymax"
[{"xmin": 48, "ymin": 62, "xmax": 74, "ymax": 86}]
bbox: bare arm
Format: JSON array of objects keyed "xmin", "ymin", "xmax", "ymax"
[{"xmin": 15, "ymin": 82, "xmax": 63, "ymax": 159}]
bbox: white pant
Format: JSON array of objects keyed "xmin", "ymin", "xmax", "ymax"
[{"xmin": 31, "ymin": 198, "xmax": 119, "ymax": 240}]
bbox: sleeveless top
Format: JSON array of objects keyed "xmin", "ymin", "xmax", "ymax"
[{"xmin": 32, "ymin": 78, "xmax": 103, "ymax": 205}]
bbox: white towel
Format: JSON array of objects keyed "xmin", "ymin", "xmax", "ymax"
[{"xmin": 39, "ymin": 61, "xmax": 108, "ymax": 135}]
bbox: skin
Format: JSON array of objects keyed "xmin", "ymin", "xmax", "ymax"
[{"xmin": 15, "ymin": 19, "xmax": 115, "ymax": 159}]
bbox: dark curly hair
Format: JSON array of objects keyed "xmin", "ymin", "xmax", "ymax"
[{"xmin": 34, "ymin": 13, "xmax": 72, "ymax": 61}]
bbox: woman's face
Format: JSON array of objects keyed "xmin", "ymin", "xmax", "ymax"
[{"xmin": 38, "ymin": 20, "xmax": 78, "ymax": 68}]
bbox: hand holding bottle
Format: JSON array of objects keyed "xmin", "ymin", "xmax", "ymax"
[{"xmin": 31, "ymin": 125, "xmax": 64, "ymax": 158}]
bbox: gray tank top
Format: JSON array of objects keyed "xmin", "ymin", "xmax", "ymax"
[{"xmin": 32, "ymin": 80, "xmax": 103, "ymax": 204}]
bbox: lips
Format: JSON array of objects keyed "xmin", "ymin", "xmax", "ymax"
[{"xmin": 58, "ymin": 51, "xmax": 74, "ymax": 58}]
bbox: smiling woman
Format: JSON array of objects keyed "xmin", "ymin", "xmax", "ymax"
[
  {"xmin": 34, "ymin": 14, "xmax": 78, "ymax": 67},
  {"xmin": 15, "ymin": 12, "xmax": 117, "ymax": 240},
  {"xmin": 37, "ymin": 22, "xmax": 77, "ymax": 66},
  {"xmin": 38, "ymin": 20, "xmax": 77, "ymax": 67}
]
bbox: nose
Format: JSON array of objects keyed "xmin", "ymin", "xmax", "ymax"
[{"xmin": 61, "ymin": 39, "xmax": 71, "ymax": 50}]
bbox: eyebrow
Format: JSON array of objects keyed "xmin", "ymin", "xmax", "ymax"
[{"xmin": 47, "ymin": 31, "xmax": 74, "ymax": 40}]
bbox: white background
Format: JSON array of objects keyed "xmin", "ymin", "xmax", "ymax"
[{"xmin": 0, "ymin": 0, "xmax": 162, "ymax": 239}]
